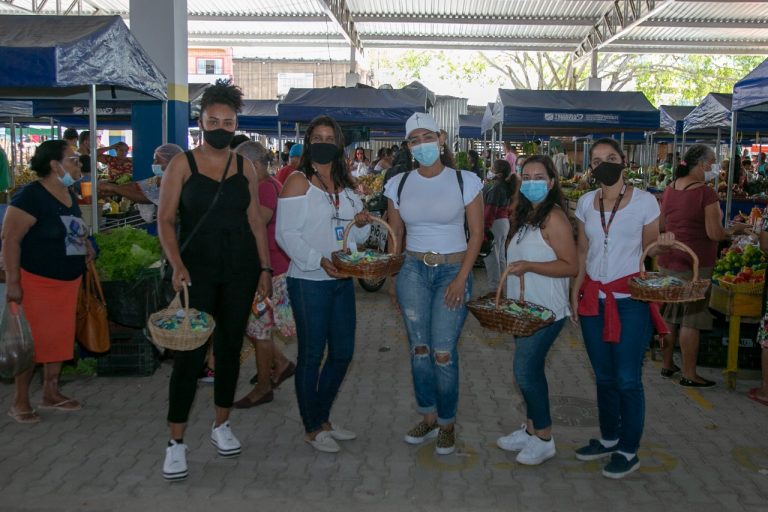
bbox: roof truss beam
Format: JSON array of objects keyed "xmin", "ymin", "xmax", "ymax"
[
  {"xmin": 574, "ymin": 0, "xmax": 678, "ymax": 62},
  {"xmin": 316, "ymin": 0, "xmax": 362, "ymax": 52}
]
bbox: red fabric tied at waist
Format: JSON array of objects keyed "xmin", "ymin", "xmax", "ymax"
[{"xmin": 577, "ymin": 273, "xmax": 669, "ymax": 343}]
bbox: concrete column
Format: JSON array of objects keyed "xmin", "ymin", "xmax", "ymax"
[
  {"xmin": 130, "ymin": 0, "xmax": 188, "ymax": 179},
  {"xmin": 587, "ymin": 51, "xmax": 602, "ymax": 91}
]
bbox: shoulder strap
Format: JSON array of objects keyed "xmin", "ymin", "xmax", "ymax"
[
  {"xmin": 455, "ymin": 169, "xmax": 464, "ymax": 197},
  {"xmin": 184, "ymin": 151, "xmax": 199, "ymax": 174},
  {"xmin": 396, "ymin": 170, "xmax": 411, "ymax": 207},
  {"xmin": 683, "ymin": 181, "xmax": 703, "ymax": 190},
  {"xmin": 236, "ymin": 154, "xmax": 244, "ymax": 175}
]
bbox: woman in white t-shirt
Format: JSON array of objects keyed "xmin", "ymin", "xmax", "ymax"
[
  {"xmin": 384, "ymin": 113, "xmax": 484, "ymax": 456},
  {"xmin": 496, "ymin": 155, "xmax": 577, "ymax": 466},
  {"xmin": 570, "ymin": 138, "xmax": 674, "ymax": 479},
  {"xmin": 276, "ymin": 115, "xmax": 371, "ymax": 454}
]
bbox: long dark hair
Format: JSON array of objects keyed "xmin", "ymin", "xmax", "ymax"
[
  {"xmin": 297, "ymin": 115, "xmax": 355, "ymax": 190},
  {"xmin": 676, "ymin": 143, "xmax": 714, "ymax": 179},
  {"xmin": 510, "ymin": 155, "xmax": 565, "ymax": 235},
  {"xmin": 492, "ymin": 159, "xmax": 515, "ymax": 197}
]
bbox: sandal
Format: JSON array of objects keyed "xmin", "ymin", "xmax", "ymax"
[
  {"xmin": 38, "ymin": 398, "xmax": 82, "ymax": 411},
  {"xmin": 7, "ymin": 408, "xmax": 40, "ymax": 424}
]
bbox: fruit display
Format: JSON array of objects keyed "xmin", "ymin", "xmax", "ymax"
[{"xmin": 713, "ymin": 243, "xmax": 767, "ymax": 287}]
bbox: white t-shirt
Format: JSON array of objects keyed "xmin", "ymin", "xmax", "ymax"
[
  {"xmin": 575, "ymin": 188, "xmax": 660, "ymax": 296},
  {"xmin": 384, "ymin": 167, "xmax": 483, "ymax": 253}
]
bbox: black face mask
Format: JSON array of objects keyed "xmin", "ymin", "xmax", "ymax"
[
  {"xmin": 202, "ymin": 128, "xmax": 235, "ymax": 150},
  {"xmin": 310, "ymin": 143, "xmax": 338, "ymax": 165},
  {"xmin": 592, "ymin": 161, "xmax": 624, "ymax": 186}
]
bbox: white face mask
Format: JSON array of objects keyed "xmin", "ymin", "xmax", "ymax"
[
  {"xmin": 151, "ymin": 164, "xmax": 163, "ymax": 177},
  {"xmin": 704, "ymin": 170, "xmax": 718, "ymax": 182},
  {"xmin": 486, "ymin": 171, "xmax": 495, "ymax": 180}
]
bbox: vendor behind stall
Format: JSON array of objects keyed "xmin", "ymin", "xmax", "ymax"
[{"xmin": 97, "ymin": 141, "xmax": 133, "ymax": 182}]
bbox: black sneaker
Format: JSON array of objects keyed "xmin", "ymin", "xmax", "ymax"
[
  {"xmin": 602, "ymin": 452, "xmax": 640, "ymax": 479},
  {"xmin": 575, "ymin": 439, "xmax": 618, "ymax": 461},
  {"xmin": 660, "ymin": 364, "xmax": 680, "ymax": 379}
]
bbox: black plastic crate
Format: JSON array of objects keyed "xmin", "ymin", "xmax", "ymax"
[
  {"xmin": 100, "ymin": 271, "xmax": 169, "ymax": 328},
  {"xmin": 97, "ymin": 326, "xmax": 160, "ymax": 377},
  {"xmin": 697, "ymin": 321, "xmax": 761, "ymax": 370}
]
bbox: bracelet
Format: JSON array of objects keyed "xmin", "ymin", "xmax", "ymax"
[{"xmin": 261, "ymin": 268, "xmax": 274, "ymax": 274}]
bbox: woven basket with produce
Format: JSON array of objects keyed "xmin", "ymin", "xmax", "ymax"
[
  {"xmin": 466, "ymin": 268, "xmax": 555, "ymax": 336},
  {"xmin": 147, "ymin": 282, "xmax": 215, "ymax": 351},
  {"xmin": 331, "ymin": 217, "xmax": 404, "ymax": 280},
  {"xmin": 628, "ymin": 240, "xmax": 710, "ymax": 303}
]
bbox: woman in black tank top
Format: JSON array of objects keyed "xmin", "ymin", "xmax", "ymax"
[{"xmin": 156, "ymin": 80, "xmax": 273, "ymax": 482}]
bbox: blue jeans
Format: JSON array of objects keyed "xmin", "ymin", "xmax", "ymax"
[
  {"xmin": 580, "ymin": 298, "xmax": 653, "ymax": 454},
  {"xmin": 513, "ymin": 318, "xmax": 565, "ymax": 430},
  {"xmin": 396, "ymin": 255, "xmax": 472, "ymax": 425},
  {"xmin": 287, "ymin": 277, "xmax": 356, "ymax": 434}
]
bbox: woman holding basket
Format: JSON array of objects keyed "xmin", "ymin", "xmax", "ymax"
[
  {"xmin": 276, "ymin": 115, "xmax": 371, "ymax": 454},
  {"xmin": 495, "ymin": 155, "xmax": 577, "ymax": 465},
  {"xmin": 570, "ymin": 138, "xmax": 674, "ymax": 479},
  {"xmin": 157, "ymin": 80, "xmax": 273, "ymax": 481},
  {"xmin": 384, "ymin": 112, "xmax": 484, "ymax": 455}
]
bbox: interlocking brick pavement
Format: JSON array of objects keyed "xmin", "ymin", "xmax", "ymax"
[{"xmin": 1, "ymin": 270, "xmax": 767, "ymax": 511}]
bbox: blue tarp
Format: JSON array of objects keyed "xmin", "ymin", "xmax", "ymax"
[
  {"xmin": 495, "ymin": 89, "xmax": 659, "ymax": 134},
  {"xmin": 733, "ymin": 57, "xmax": 768, "ymax": 112},
  {"xmin": 659, "ymin": 105, "xmax": 694, "ymax": 135},
  {"xmin": 480, "ymin": 102, "xmax": 497, "ymax": 133},
  {"xmin": 278, "ymin": 88, "xmax": 429, "ymax": 127},
  {"xmin": 683, "ymin": 93, "xmax": 765, "ymax": 133},
  {"xmin": 0, "ymin": 15, "xmax": 166, "ymax": 101},
  {"xmin": 458, "ymin": 114, "xmax": 483, "ymax": 139}
]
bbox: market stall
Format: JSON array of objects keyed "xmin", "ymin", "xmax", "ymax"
[{"xmin": 458, "ymin": 114, "xmax": 483, "ymax": 140}]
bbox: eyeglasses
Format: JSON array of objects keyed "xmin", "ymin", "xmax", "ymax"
[{"xmin": 63, "ymin": 156, "xmax": 82, "ymax": 165}]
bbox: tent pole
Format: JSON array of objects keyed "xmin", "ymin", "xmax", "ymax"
[
  {"xmin": 49, "ymin": 117, "xmax": 55, "ymax": 140},
  {"xmin": 162, "ymin": 101, "xmax": 168, "ymax": 145},
  {"xmin": 9, "ymin": 117, "xmax": 16, "ymax": 190},
  {"xmin": 89, "ymin": 84, "xmax": 99, "ymax": 233},
  {"xmin": 672, "ymin": 133, "xmax": 678, "ymax": 169},
  {"xmin": 56, "ymin": 122, "xmax": 61, "ymax": 139},
  {"xmin": 681, "ymin": 133, "xmax": 687, "ymax": 155},
  {"xmin": 725, "ymin": 113, "xmax": 738, "ymax": 228},
  {"xmin": 620, "ymin": 132, "xmax": 625, "ymax": 157}
]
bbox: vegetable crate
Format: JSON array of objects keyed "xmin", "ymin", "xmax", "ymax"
[
  {"xmin": 698, "ymin": 321, "xmax": 761, "ymax": 371},
  {"xmin": 101, "ymin": 271, "xmax": 167, "ymax": 328},
  {"xmin": 97, "ymin": 324, "xmax": 160, "ymax": 377}
]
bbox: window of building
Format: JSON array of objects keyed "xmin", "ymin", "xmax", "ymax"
[
  {"xmin": 277, "ymin": 73, "xmax": 314, "ymax": 95},
  {"xmin": 197, "ymin": 58, "xmax": 223, "ymax": 75}
]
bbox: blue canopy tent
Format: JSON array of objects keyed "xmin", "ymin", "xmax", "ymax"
[
  {"xmin": 0, "ymin": 15, "xmax": 167, "ymax": 229},
  {"xmin": 458, "ymin": 115, "xmax": 483, "ymax": 139}
]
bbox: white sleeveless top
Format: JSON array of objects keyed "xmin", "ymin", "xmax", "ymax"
[{"xmin": 506, "ymin": 226, "xmax": 570, "ymax": 321}]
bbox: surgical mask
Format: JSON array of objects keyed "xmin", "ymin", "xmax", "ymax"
[
  {"xmin": 592, "ymin": 161, "xmax": 624, "ymax": 186},
  {"xmin": 309, "ymin": 143, "xmax": 338, "ymax": 165},
  {"xmin": 151, "ymin": 164, "xmax": 164, "ymax": 177},
  {"xmin": 520, "ymin": 180, "xmax": 549, "ymax": 203},
  {"xmin": 486, "ymin": 171, "xmax": 495, "ymax": 180},
  {"xmin": 202, "ymin": 128, "xmax": 235, "ymax": 150},
  {"xmin": 411, "ymin": 141, "xmax": 440, "ymax": 167},
  {"xmin": 58, "ymin": 168, "xmax": 76, "ymax": 187},
  {"xmin": 705, "ymin": 165, "xmax": 719, "ymax": 182}
]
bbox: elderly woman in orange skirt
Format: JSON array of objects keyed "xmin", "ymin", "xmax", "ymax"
[{"xmin": 2, "ymin": 140, "xmax": 90, "ymax": 423}]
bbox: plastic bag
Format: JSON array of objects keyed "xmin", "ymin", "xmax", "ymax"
[{"xmin": 0, "ymin": 302, "xmax": 35, "ymax": 378}]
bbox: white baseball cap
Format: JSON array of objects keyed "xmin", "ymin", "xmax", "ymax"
[{"xmin": 405, "ymin": 112, "xmax": 439, "ymax": 139}]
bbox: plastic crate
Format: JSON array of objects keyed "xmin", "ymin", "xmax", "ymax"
[
  {"xmin": 97, "ymin": 326, "xmax": 160, "ymax": 377},
  {"xmin": 697, "ymin": 322, "xmax": 761, "ymax": 370},
  {"xmin": 101, "ymin": 271, "xmax": 167, "ymax": 328}
]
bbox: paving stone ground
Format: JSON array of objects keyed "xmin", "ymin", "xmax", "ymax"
[{"xmin": 1, "ymin": 270, "xmax": 767, "ymax": 512}]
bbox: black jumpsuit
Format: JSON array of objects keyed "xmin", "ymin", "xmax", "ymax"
[{"xmin": 167, "ymin": 151, "xmax": 260, "ymax": 423}]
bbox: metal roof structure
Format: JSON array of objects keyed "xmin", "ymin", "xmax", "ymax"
[{"xmin": 1, "ymin": 0, "xmax": 767, "ymax": 58}]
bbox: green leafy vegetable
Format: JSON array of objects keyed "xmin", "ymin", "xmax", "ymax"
[{"xmin": 94, "ymin": 226, "xmax": 162, "ymax": 281}]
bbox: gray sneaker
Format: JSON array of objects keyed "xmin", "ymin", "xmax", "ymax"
[
  {"xmin": 435, "ymin": 428, "xmax": 455, "ymax": 455},
  {"xmin": 404, "ymin": 421, "xmax": 439, "ymax": 445}
]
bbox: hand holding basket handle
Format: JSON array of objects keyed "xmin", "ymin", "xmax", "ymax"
[{"xmin": 332, "ymin": 217, "xmax": 404, "ymax": 279}]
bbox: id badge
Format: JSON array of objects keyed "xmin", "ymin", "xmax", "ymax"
[{"xmin": 335, "ymin": 225, "xmax": 345, "ymax": 249}]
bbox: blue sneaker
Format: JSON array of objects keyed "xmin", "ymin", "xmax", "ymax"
[
  {"xmin": 602, "ymin": 453, "xmax": 640, "ymax": 479},
  {"xmin": 575, "ymin": 439, "xmax": 618, "ymax": 461}
]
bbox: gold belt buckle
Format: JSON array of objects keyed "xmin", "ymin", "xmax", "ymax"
[{"xmin": 423, "ymin": 251, "xmax": 440, "ymax": 267}]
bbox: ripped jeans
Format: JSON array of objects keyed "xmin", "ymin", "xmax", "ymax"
[{"xmin": 396, "ymin": 255, "xmax": 472, "ymax": 425}]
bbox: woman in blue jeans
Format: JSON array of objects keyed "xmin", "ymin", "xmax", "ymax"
[
  {"xmin": 276, "ymin": 115, "xmax": 370, "ymax": 453},
  {"xmin": 496, "ymin": 155, "xmax": 577, "ymax": 466},
  {"xmin": 384, "ymin": 112, "xmax": 484, "ymax": 455},
  {"xmin": 570, "ymin": 138, "xmax": 674, "ymax": 479}
]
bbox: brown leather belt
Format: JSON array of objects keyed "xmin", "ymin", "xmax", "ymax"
[{"xmin": 406, "ymin": 251, "xmax": 466, "ymax": 267}]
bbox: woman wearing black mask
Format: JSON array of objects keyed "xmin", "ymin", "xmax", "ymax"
[
  {"xmin": 569, "ymin": 138, "xmax": 674, "ymax": 479},
  {"xmin": 276, "ymin": 115, "xmax": 371, "ymax": 453},
  {"xmin": 157, "ymin": 79, "xmax": 272, "ymax": 481}
]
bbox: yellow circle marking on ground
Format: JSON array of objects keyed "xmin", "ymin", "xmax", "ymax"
[
  {"xmin": 732, "ymin": 446, "xmax": 768, "ymax": 472},
  {"xmin": 416, "ymin": 442, "xmax": 480, "ymax": 471}
]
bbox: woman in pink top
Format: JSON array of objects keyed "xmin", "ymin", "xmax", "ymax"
[
  {"xmin": 658, "ymin": 144, "xmax": 750, "ymax": 387},
  {"xmin": 234, "ymin": 141, "xmax": 296, "ymax": 407},
  {"xmin": 504, "ymin": 141, "xmax": 517, "ymax": 172}
]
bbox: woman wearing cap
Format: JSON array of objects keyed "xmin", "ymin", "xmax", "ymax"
[
  {"xmin": 570, "ymin": 138, "xmax": 674, "ymax": 479},
  {"xmin": 384, "ymin": 112, "xmax": 484, "ymax": 455}
]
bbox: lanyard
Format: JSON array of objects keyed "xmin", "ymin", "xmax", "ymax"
[
  {"xmin": 315, "ymin": 173, "xmax": 340, "ymax": 219},
  {"xmin": 598, "ymin": 183, "xmax": 627, "ymax": 244}
]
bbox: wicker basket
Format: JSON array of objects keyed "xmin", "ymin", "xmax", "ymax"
[
  {"xmin": 466, "ymin": 269, "xmax": 556, "ymax": 337},
  {"xmin": 628, "ymin": 240, "xmax": 710, "ymax": 303},
  {"xmin": 716, "ymin": 279, "xmax": 765, "ymax": 295},
  {"xmin": 146, "ymin": 282, "xmax": 215, "ymax": 351},
  {"xmin": 331, "ymin": 217, "xmax": 404, "ymax": 279}
]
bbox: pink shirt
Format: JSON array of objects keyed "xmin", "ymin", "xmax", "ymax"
[
  {"xmin": 505, "ymin": 152, "xmax": 517, "ymax": 171},
  {"xmin": 275, "ymin": 164, "xmax": 295, "ymax": 185},
  {"xmin": 259, "ymin": 177, "xmax": 290, "ymax": 275}
]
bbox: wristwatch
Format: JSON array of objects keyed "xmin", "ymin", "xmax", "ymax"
[{"xmin": 261, "ymin": 267, "xmax": 274, "ymax": 274}]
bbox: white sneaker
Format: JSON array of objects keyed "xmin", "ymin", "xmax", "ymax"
[
  {"xmin": 328, "ymin": 423, "xmax": 357, "ymax": 441},
  {"xmin": 163, "ymin": 440, "xmax": 188, "ymax": 481},
  {"xmin": 516, "ymin": 435, "xmax": 556, "ymax": 465},
  {"xmin": 496, "ymin": 424, "xmax": 531, "ymax": 452},
  {"xmin": 306, "ymin": 430, "xmax": 341, "ymax": 453},
  {"xmin": 210, "ymin": 421, "xmax": 241, "ymax": 458}
]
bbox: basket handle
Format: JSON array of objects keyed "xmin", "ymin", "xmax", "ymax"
[
  {"xmin": 171, "ymin": 281, "xmax": 193, "ymax": 331},
  {"xmin": 496, "ymin": 265, "xmax": 525, "ymax": 308},
  {"xmin": 639, "ymin": 240, "xmax": 699, "ymax": 281},
  {"xmin": 341, "ymin": 216, "xmax": 398, "ymax": 255}
]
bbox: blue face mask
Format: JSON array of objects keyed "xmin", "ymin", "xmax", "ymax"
[
  {"xmin": 520, "ymin": 180, "xmax": 549, "ymax": 203},
  {"xmin": 151, "ymin": 164, "xmax": 164, "ymax": 177},
  {"xmin": 58, "ymin": 167, "xmax": 76, "ymax": 187},
  {"xmin": 411, "ymin": 141, "xmax": 440, "ymax": 166}
]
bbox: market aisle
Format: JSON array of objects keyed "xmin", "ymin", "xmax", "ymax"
[{"xmin": 0, "ymin": 270, "xmax": 767, "ymax": 512}]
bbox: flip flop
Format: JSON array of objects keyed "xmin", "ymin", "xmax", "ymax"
[
  {"xmin": 748, "ymin": 388, "xmax": 768, "ymax": 407},
  {"xmin": 7, "ymin": 408, "xmax": 40, "ymax": 424},
  {"xmin": 38, "ymin": 399, "xmax": 82, "ymax": 412}
]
